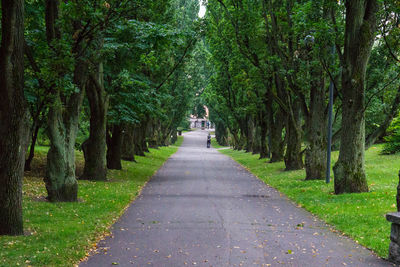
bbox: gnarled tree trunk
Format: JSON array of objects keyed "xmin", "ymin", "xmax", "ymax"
[
  {"xmin": 107, "ymin": 125, "xmax": 123, "ymax": 170},
  {"xmin": 305, "ymin": 71, "xmax": 327, "ymax": 180},
  {"xmin": 0, "ymin": 0, "xmax": 27, "ymax": 235},
  {"xmin": 44, "ymin": 0, "xmax": 87, "ymax": 202},
  {"xmin": 284, "ymin": 101, "xmax": 303, "ymax": 171},
  {"xmin": 81, "ymin": 64, "xmax": 108, "ymax": 181},
  {"xmin": 333, "ymin": 0, "xmax": 378, "ymax": 194},
  {"xmin": 45, "ymin": 60, "xmax": 86, "ymax": 201}
]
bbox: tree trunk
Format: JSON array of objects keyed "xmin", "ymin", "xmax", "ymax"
[
  {"xmin": 0, "ymin": 0, "xmax": 27, "ymax": 236},
  {"xmin": 81, "ymin": 65, "xmax": 108, "ymax": 181},
  {"xmin": 269, "ymin": 108, "xmax": 285, "ymax": 162},
  {"xmin": 121, "ymin": 125, "xmax": 136, "ymax": 161},
  {"xmin": 44, "ymin": 0, "xmax": 86, "ymax": 201},
  {"xmin": 107, "ymin": 125, "xmax": 123, "ymax": 170},
  {"xmin": 45, "ymin": 59, "xmax": 86, "ymax": 201},
  {"xmin": 45, "ymin": 94, "xmax": 79, "ymax": 202},
  {"xmin": 147, "ymin": 121, "xmax": 159, "ymax": 149},
  {"xmin": 284, "ymin": 101, "xmax": 303, "ymax": 171},
  {"xmin": 259, "ymin": 112, "xmax": 268, "ymax": 159},
  {"xmin": 305, "ymin": 72, "xmax": 327, "ymax": 180},
  {"xmin": 215, "ymin": 121, "xmax": 228, "ymax": 146},
  {"xmin": 245, "ymin": 117, "xmax": 254, "ymax": 153},
  {"xmin": 25, "ymin": 121, "xmax": 41, "ymax": 171},
  {"xmin": 171, "ymin": 129, "xmax": 178, "ymax": 144},
  {"xmin": 333, "ymin": 0, "xmax": 378, "ymax": 194},
  {"xmin": 134, "ymin": 125, "xmax": 146, "ymax": 156},
  {"xmin": 252, "ymin": 125, "xmax": 261, "ymax": 155}
]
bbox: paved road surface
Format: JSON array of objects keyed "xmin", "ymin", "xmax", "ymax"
[{"xmin": 81, "ymin": 130, "xmax": 392, "ymax": 267}]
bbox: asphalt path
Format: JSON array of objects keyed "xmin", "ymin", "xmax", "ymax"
[{"xmin": 81, "ymin": 130, "xmax": 392, "ymax": 267}]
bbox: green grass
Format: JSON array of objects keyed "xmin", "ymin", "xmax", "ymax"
[
  {"xmin": 218, "ymin": 144, "xmax": 398, "ymax": 259},
  {"xmin": 211, "ymin": 137, "xmax": 228, "ymax": 149},
  {"xmin": 0, "ymin": 137, "xmax": 183, "ymax": 267}
]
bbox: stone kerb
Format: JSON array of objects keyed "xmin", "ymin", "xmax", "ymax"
[{"xmin": 387, "ymin": 212, "xmax": 400, "ymax": 263}]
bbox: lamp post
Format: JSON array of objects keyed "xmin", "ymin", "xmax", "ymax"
[{"xmin": 326, "ymin": 45, "xmax": 335, "ymax": 184}]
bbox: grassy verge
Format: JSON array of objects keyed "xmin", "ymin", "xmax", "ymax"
[
  {"xmin": 0, "ymin": 136, "xmax": 183, "ymax": 267},
  {"xmin": 218, "ymin": 144, "xmax": 398, "ymax": 258},
  {"xmin": 211, "ymin": 138, "xmax": 228, "ymax": 149}
]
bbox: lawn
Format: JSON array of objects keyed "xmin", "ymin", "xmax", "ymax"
[
  {"xmin": 210, "ymin": 137, "xmax": 227, "ymax": 149},
  {"xmin": 216, "ymin": 141, "xmax": 398, "ymax": 259},
  {"xmin": 0, "ymin": 136, "xmax": 183, "ymax": 267}
]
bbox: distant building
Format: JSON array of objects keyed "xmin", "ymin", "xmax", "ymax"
[{"xmin": 189, "ymin": 106, "xmax": 210, "ymax": 129}]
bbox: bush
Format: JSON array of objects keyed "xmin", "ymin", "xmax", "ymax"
[
  {"xmin": 382, "ymin": 115, "xmax": 400, "ymax": 154},
  {"xmin": 178, "ymin": 119, "xmax": 190, "ymax": 130}
]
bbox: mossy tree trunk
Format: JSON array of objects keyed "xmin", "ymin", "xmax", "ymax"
[
  {"xmin": 44, "ymin": 0, "xmax": 87, "ymax": 202},
  {"xmin": 333, "ymin": 0, "xmax": 378, "ymax": 194},
  {"xmin": 284, "ymin": 101, "xmax": 303, "ymax": 171},
  {"xmin": 45, "ymin": 60, "xmax": 86, "ymax": 201},
  {"xmin": 81, "ymin": 63, "xmax": 109, "ymax": 181},
  {"xmin": 305, "ymin": 71, "xmax": 327, "ymax": 180},
  {"xmin": 0, "ymin": 0, "xmax": 27, "ymax": 235}
]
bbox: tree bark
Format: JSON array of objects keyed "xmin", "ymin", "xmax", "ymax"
[
  {"xmin": 215, "ymin": 121, "xmax": 228, "ymax": 146},
  {"xmin": 107, "ymin": 125, "xmax": 123, "ymax": 170},
  {"xmin": 333, "ymin": 0, "xmax": 378, "ymax": 194},
  {"xmin": 134, "ymin": 125, "xmax": 146, "ymax": 156},
  {"xmin": 0, "ymin": 0, "xmax": 27, "ymax": 236},
  {"xmin": 147, "ymin": 121, "xmax": 159, "ymax": 149},
  {"xmin": 259, "ymin": 119, "xmax": 268, "ymax": 159},
  {"xmin": 252, "ymin": 124, "xmax": 261, "ymax": 155},
  {"xmin": 44, "ymin": 0, "xmax": 87, "ymax": 201},
  {"xmin": 121, "ymin": 125, "xmax": 136, "ymax": 161},
  {"xmin": 81, "ymin": 64, "xmax": 109, "ymax": 181},
  {"xmin": 269, "ymin": 107, "xmax": 285, "ymax": 163},
  {"xmin": 284, "ymin": 101, "xmax": 303, "ymax": 170},
  {"xmin": 171, "ymin": 129, "xmax": 178, "ymax": 144},
  {"xmin": 305, "ymin": 71, "xmax": 327, "ymax": 180}
]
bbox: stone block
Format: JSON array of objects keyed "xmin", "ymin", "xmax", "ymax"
[
  {"xmin": 389, "ymin": 241, "xmax": 400, "ymax": 263},
  {"xmin": 391, "ymin": 224, "xmax": 400, "ymax": 244},
  {"xmin": 387, "ymin": 212, "xmax": 400, "ymax": 225}
]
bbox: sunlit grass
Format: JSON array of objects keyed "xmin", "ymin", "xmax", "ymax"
[
  {"xmin": 218, "ymin": 144, "xmax": 398, "ymax": 259},
  {"xmin": 0, "ymin": 137, "xmax": 183, "ymax": 267}
]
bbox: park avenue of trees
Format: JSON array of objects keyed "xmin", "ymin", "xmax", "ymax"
[
  {"xmin": 1, "ymin": 0, "xmax": 400, "ymax": 242},
  {"xmin": 203, "ymin": 1, "xmax": 400, "ymax": 192},
  {"xmin": 0, "ymin": 0, "xmax": 206, "ymax": 235}
]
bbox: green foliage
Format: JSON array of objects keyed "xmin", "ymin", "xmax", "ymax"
[{"xmin": 382, "ymin": 115, "xmax": 400, "ymax": 154}]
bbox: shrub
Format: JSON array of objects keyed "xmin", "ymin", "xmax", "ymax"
[{"xmin": 382, "ymin": 115, "xmax": 400, "ymax": 154}]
